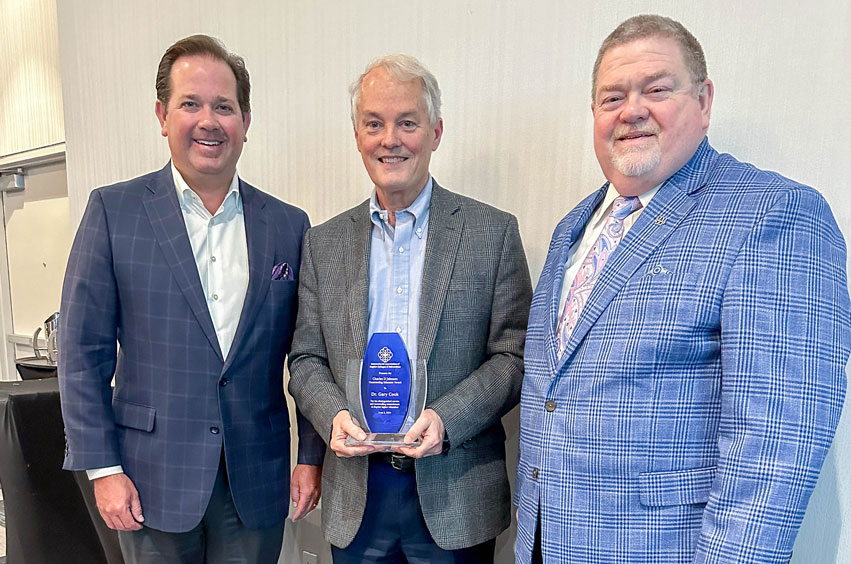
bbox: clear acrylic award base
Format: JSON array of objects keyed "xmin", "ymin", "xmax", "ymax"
[{"xmin": 345, "ymin": 433, "xmax": 421, "ymax": 447}]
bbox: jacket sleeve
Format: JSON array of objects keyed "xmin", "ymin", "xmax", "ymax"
[
  {"xmin": 289, "ymin": 211, "xmax": 328, "ymax": 465},
  {"xmin": 58, "ymin": 190, "xmax": 122, "ymax": 471},
  {"xmin": 694, "ymin": 188, "xmax": 850, "ymax": 563},
  {"xmin": 288, "ymin": 228, "xmax": 349, "ymax": 444}
]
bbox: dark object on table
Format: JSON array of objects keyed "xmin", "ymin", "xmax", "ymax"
[
  {"xmin": 0, "ymin": 379, "xmax": 123, "ymax": 563},
  {"xmin": 14, "ymin": 356, "xmax": 57, "ymax": 380}
]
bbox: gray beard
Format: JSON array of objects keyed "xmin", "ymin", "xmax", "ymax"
[{"xmin": 611, "ymin": 144, "xmax": 661, "ymax": 177}]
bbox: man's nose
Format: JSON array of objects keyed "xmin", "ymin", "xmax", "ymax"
[
  {"xmin": 198, "ymin": 106, "xmax": 221, "ymax": 129},
  {"xmin": 381, "ymin": 125, "xmax": 401, "ymax": 148},
  {"xmin": 620, "ymin": 94, "xmax": 650, "ymax": 123}
]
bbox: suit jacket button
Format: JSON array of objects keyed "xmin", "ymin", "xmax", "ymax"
[
  {"xmin": 532, "ymin": 467, "xmax": 539, "ymax": 479},
  {"xmin": 210, "ymin": 426, "xmax": 220, "ymax": 434},
  {"xmin": 219, "ymin": 378, "xmax": 228, "ymax": 387},
  {"xmin": 545, "ymin": 400, "xmax": 556, "ymax": 412}
]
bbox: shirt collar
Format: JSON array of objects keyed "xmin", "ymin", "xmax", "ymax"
[
  {"xmin": 171, "ymin": 162, "xmax": 242, "ymax": 216},
  {"xmin": 369, "ymin": 175, "xmax": 433, "ymax": 239},
  {"xmin": 592, "ymin": 181, "xmax": 661, "ymax": 227}
]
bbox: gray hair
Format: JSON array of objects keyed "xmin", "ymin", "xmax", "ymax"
[
  {"xmin": 592, "ymin": 14, "xmax": 708, "ymax": 100},
  {"xmin": 349, "ymin": 54, "xmax": 442, "ymax": 127}
]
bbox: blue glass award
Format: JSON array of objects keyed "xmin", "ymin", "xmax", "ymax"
[{"xmin": 346, "ymin": 333, "xmax": 427, "ymax": 446}]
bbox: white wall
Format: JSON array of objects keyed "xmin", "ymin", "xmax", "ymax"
[{"xmin": 51, "ymin": 1, "xmax": 851, "ymax": 563}]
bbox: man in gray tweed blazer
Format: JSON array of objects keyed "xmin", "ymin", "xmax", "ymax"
[{"xmin": 288, "ymin": 54, "xmax": 532, "ymax": 563}]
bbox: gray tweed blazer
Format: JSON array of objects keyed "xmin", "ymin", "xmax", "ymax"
[{"xmin": 289, "ymin": 182, "xmax": 532, "ymax": 550}]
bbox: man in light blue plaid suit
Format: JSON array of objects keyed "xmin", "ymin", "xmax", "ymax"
[
  {"xmin": 59, "ymin": 35, "xmax": 323, "ymax": 563},
  {"xmin": 516, "ymin": 15, "xmax": 850, "ymax": 564}
]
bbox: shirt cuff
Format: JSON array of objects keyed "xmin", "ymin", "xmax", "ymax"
[{"xmin": 87, "ymin": 465, "xmax": 124, "ymax": 480}]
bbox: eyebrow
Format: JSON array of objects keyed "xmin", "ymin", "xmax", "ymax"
[
  {"xmin": 177, "ymin": 93, "xmax": 236, "ymax": 104},
  {"xmin": 361, "ymin": 110, "xmax": 420, "ymax": 121},
  {"xmin": 597, "ymin": 71, "xmax": 675, "ymax": 95}
]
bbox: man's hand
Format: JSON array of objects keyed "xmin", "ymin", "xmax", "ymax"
[
  {"xmin": 392, "ymin": 408, "xmax": 445, "ymax": 458},
  {"xmin": 290, "ymin": 463, "xmax": 322, "ymax": 521},
  {"xmin": 93, "ymin": 472, "xmax": 144, "ymax": 531},
  {"xmin": 329, "ymin": 410, "xmax": 384, "ymax": 458}
]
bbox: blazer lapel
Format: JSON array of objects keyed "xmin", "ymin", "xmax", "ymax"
[
  {"xmin": 557, "ymin": 140, "xmax": 717, "ymax": 368},
  {"xmin": 347, "ymin": 201, "xmax": 372, "ymax": 358},
  {"xmin": 418, "ymin": 184, "xmax": 463, "ymax": 363},
  {"xmin": 544, "ymin": 187, "xmax": 606, "ymax": 376},
  {"xmin": 223, "ymin": 180, "xmax": 271, "ymax": 371},
  {"xmin": 143, "ymin": 164, "xmax": 223, "ymax": 360}
]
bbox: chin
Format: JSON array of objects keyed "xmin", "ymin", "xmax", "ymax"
[{"xmin": 612, "ymin": 151, "xmax": 661, "ymax": 178}]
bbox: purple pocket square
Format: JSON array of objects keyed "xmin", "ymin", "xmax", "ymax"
[{"xmin": 271, "ymin": 262, "xmax": 294, "ymax": 281}]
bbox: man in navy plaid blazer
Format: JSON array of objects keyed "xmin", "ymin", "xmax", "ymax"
[
  {"xmin": 516, "ymin": 15, "xmax": 850, "ymax": 564},
  {"xmin": 58, "ymin": 35, "xmax": 324, "ymax": 563}
]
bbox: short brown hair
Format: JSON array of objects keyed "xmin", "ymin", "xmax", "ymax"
[
  {"xmin": 155, "ymin": 34, "xmax": 251, "ymax": 113},
  {"xmin": 592, "ymin": 15, "xmax": 707, "ymax": 100}
]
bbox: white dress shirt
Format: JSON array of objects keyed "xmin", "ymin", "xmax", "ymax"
[{"xmin": 172, "ymin": 165, "xmax": 249, "ymax": 361}]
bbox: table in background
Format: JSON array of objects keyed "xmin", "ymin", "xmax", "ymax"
[{"xmin": 0, "ymin": 379, "xmax": 122, "ymax": 564}]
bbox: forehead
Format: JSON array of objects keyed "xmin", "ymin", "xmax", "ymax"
[
  {"xmin": 596, "ymin": 36, "xmax": 689, "ymax": 91},
  {"xmin": 170, "ymin": 55, "xmax": 237, "ymax": 92},
  {"xmin": 358, "ymin": 67, "xmax": 427, "ymax": 115}
]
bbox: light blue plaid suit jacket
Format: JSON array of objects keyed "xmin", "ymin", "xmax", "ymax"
[
  {"xmin": 516, "ymin": 139, "xmax": 850, "ymax": 564},
  {"xmin": 59, "ymin": 164, "xmax": 325, "ymax": 533}
]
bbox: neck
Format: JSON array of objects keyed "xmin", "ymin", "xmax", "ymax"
[
  {"xmin": 609, "ymin": 175, "xmax": 661, "ymax": 197},
  {"xmin": 375, "ymin": 183, "xmax": 426, "ymax": 228},
  {"xmin": 194, "ymin": 188, "xmax": 228, "ymax": 215},
  {"xmin": 178, "ymin": 168, "xmax": 233, "ymax": 214}
]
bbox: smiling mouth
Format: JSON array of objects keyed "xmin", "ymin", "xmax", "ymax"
[
  {"xmin": 195, "ymin": 139, "xmax": 223, "ymax": 146},
  {"xmin": 616, "ymin": 130, "xmax": 656, "ymax": 141},
  {"xmin": 618, "ymin": 131, "xmax": 655, "ymax": 141},
  {"xmin": 379, "ymin": 157, "xmax": 407, "ymax": 163}
]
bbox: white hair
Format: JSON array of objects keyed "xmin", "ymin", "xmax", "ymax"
[{"xmin": 349, "ymin": 54, "xmax": 442, "ymax": 127}]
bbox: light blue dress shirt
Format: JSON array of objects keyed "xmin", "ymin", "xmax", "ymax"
[{"xmin": 367, "ymin": 177, "xmax": 432, "ymax": 429}]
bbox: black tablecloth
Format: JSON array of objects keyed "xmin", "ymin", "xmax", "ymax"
[{"xmin": 0, "ymin": 379, "xmax": 122, "ymax": 564}]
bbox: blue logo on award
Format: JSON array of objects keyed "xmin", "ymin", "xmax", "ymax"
[{"xmin": 361, "ymin": 333, "xmax": 412, "ymax": 433}]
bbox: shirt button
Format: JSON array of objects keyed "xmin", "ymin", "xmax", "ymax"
[
  {"xmin": 211, "ymin": 256, "xmax": 217, "ymax": 262},
  {"xmin": 545, "ymin": 400, "xmax": 556, "ymax": 412},
  {"xmin": 532, "ymin": 467, "xmax": 539, "ymax": 479},
  {"xmin": 210, "ymin": 427, "xmax": 220, "ymax": 434},
  {"xmin": 396, "ymin": 327, "xmax": 402, "ymax": 334},
  {"xmin": 416, "ymin": 228, "xmax": 422, "ymax": 235},
  {"xmin": 396, "ymin": 286, "xmax": 403, "ymax": 294},
  {"xmin": 212, "ymin": 294, "xmax": 219, "ymax": 301},
  {"xmin": 398, "ymin": 246, "xmax": 405, "ymax": 254}
]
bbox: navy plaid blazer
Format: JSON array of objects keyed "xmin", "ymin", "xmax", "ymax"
[
  {"xmin": 58, "ymin": 164, "xmax": 325, "ymax": 533},
  {"xmin": 516, "ymin": 139, "xmax": 850, "ymax": 563}
]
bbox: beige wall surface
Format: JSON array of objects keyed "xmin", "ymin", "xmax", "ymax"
[
  {"xmin": 3, "ymin": 161, "xmax": 70, "ymax": 336},
  {"xmin": 54, "ymin": 1, "xmax": 851, "ymax": 563},
  {"xmin": 0, "ymin": 0, "xmax": 64, "ymax": 157}
]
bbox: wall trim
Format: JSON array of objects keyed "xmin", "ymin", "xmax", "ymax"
[{"xmin": 0, "ymin": 142, "xmax": 66, "ymax": 169}]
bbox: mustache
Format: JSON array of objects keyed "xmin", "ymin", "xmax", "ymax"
[{"xmin": 614, "ymin": 124, "xmax": 661, "ymax": 139}]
